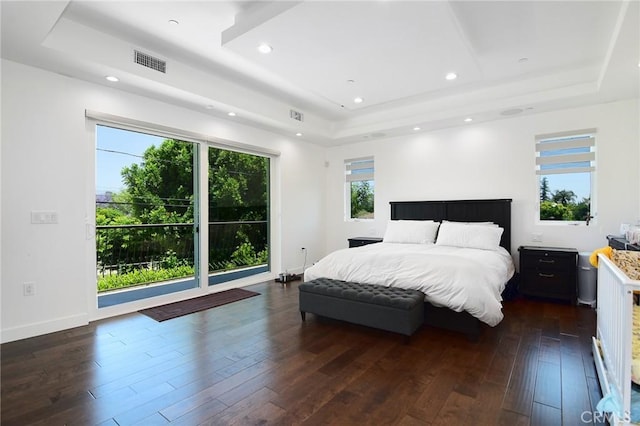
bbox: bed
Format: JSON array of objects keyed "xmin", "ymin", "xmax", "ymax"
[
  {"xmin": 304, "ymin": 199, "xmax": 515, "ymax": 338},
  {"xmin": 593, "ymin": 251, "xmax": 640, "ymax": 425}
]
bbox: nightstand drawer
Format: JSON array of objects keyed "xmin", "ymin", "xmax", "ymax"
[
  {"xmin": 520, "ymin": 271, "xmax": 574, "ymax": 297},
  {"xmin": 521, "ymin": 253, "xmax": 575, "ymax": 272}
]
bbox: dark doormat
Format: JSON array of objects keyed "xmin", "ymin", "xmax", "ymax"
[{"xmin": 139, "ymin": 288, "xmax": 260, "ymax": 322}]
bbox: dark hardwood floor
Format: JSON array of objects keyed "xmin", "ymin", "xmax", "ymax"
[{"xmin": 1, "ymin": 280, "xmax": 602, "ymax": 425}]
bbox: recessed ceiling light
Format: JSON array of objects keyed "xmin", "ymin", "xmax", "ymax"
[
  {"xmin": 353, "ymin": 97, "xmax": 364, "ymax": 104},
  {"xmin": 228, "ymin": 112, "xmax": 236, "ymax": 117},
  {"xmin": 445, "ymin": 72, "xmax": 457, "ymax": 81},
  {"xmin": 518, "ymin": 57, "xmax": 529, "ymax": 63},
  {"xmin": 168, "ymin": 19, "xmax": 179, "ymax": 25},
  {"xmin": 105, "ymin": 75, "xmax": 119, "ymax": 82},
  {"xmin": 257, "ymin": 43, "xmax": 273, "ymax": 54},
  {"xmin": 413, "ymin": 127, "xmax": 421, "ymax": 131},
  {"xmin": 464, "ymin": 118, "xmax": 473, "ymax": 122},
  {"xmin": 295, "ymin": 132, "xmax": 303, "ymax": 137}
]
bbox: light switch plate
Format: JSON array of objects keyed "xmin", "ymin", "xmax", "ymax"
[{"xmin": 31, "ymin": 211, "xmax": 58, "ymax": 224}]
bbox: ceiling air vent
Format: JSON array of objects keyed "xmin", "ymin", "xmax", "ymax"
[
  {"xmin": 134, "ymin": 50, "xmax": 166, "ymax": 73},
  {"xmin": 290, "ymin": 109, "xmax": 304, "ymax": 122}
]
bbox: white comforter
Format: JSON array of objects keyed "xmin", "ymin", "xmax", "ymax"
[{"xmin": 304, "ymin": 242, "xmax": 515, "ymax": 326}]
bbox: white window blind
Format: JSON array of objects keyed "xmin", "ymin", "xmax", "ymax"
[
  {"xmin": 345, "ymin": 157, "xmax": 374, "ymax": 182},
  {"xmin": 536, "ymin": 130, "xmax": 596, "ymax": 176}
]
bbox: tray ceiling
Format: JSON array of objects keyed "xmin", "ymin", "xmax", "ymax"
[{"xmin": 1, "ymin": 1, "xmax": 638, "ymax": 145}]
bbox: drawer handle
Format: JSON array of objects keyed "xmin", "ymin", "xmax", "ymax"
[
  {"xmin": 539, "ymin": 259, "xmax": 556, "ymax": 264},
  {"xmin": 539, "ymin": 273, "xmax": 555, "ymax": 278}
]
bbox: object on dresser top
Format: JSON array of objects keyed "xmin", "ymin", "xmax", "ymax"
[
  {"xmin": 607, "ymin": 235, "xmax": 640, "ymax": 252},
  {"xmin": 627, "ymin": 225, "xmax": 640, "ymax": 245},
  {"xmin": 518, "ymin": 246, "xmax": 578, "ymax": 304}
]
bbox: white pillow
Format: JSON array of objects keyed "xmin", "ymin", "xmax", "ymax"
[
  {"xmin": 383, "ymin": 220, "xmax": 440, "ymax": 244},
  {"xmin": 435, "ymin": 222, "xmax": 504, "ymax": 250},
  {"xmin": 443, "ymin": 220, "xmax": 499, "ymax": 227}
]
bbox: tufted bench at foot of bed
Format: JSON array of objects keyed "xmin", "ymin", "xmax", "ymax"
[{"xmin": 298, "ymin": 278, "xmax": 425, "ymax": 339}]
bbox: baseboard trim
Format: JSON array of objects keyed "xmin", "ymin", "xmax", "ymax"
[{"xmin": 1, "ymin": 313, "xmax": 89, "ymax": 344}]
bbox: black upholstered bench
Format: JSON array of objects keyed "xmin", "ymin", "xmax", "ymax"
[{"xmin": 298, "ymin": 278, "xmax": 425, "ymax": 338}]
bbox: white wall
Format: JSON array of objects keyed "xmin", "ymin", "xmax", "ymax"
[
  {"xmin": 325, "ymin": 99, "xmax": 640, "ymax": 261},
  {"xmin": 2, "ymin": 57, "xmax": 638, "ymax": 343},
  {"xmin": 0, "ymin": 59, "xmax": 326, "ymax": 343}
]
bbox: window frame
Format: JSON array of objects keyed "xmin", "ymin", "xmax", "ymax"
[
  {"xmin": 86, "ymin": 111, "xmax": 279, "ymax": 318},
  {"xmin": 535, "ymin": 129, "xmax": 597, "ymax": 226},
  {"xmin": 344, "ymin": 156, "xmax": 375, "ymax": 221}
]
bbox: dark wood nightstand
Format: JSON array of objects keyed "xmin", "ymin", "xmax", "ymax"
[
  {"xmin": 518, "ymin": 246, "xmax": 578, "ymax": 304},
  {"xmin": 348, "ymin": 237, "xmax": 383, "ymax": 248}
]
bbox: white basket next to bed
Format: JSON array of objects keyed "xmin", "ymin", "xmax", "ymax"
[{"xmin": 594, "ymin": 254, "xmax": 640, "ymax": 425}]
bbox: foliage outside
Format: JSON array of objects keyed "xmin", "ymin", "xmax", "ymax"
[
  {"xmin": 539, "ymin": 176, "xmax": 591, "ymax": 221},
  {"xmin": 97, "ymin": 136, "xmax": 269, "ymax": 292},
  {"xmin": 207, "ymin": 147, "xmax": 269, "ymax": 272},
  {"xmin": 351, "ymin": 181, "xmax": 374, "ymax": 219},
  {"xmin": 98, "ymin": 264, "xmax": 195, "ymax": 292}
]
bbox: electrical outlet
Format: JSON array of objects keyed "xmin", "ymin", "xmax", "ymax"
[
  {"xmin": 23, "ymin": 282, "xmax": 35, "ymax": 296},
  {"xmin": 532, "ymin": 233, "xmax": 543, "ymax": 242}
]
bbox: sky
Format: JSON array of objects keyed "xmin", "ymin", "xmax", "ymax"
[
  {"xmin": 96, "ymin": 125, "xmax": 164, "ymax": 194},
  {"xmin": 540, "ymin": 173, "xmax": 590, "ymax": 202}
]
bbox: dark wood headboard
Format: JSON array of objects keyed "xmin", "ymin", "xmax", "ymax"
[{"xmin": 390, "ymin": 199, "xmax": 512, "ymax": 252}]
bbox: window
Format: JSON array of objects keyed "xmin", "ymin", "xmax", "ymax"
[
  {"xmin": 93, "ymin": 118, "xmax": 274, "ymax": 306},
  {"xmin": 95, "ymin": 125, "xmax": 199, "ymax": 307},
  {"xmin": 536, "ymin": 129, "xmax": 596, "ymax": 223},
  {"xmin": 345, "ymin": 156, "xmax": 374, "ymax": 220},
  {"xmin": 208, "ymin": 147, "xmax": 270, "ymax": 284}
]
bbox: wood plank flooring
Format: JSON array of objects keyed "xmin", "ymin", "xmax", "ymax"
[{"xmin": 1, "ymin": 281, "xmax": 602, "ymax": 425}]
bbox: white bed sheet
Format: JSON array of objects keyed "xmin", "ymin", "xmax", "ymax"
[{"xmin": 304, "ymin": 242, "xmax": 515, "ymax": 326}]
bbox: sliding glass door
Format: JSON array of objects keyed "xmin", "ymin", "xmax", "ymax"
[
  {"xmin": 95, "ymin": 124, "xmax": 271, "ymax": 307},
  {"xmin": 207, "ymin": 147, "xmax": 270, "ymax": 284},
  {"xmin": 95, "ymin": 125, "xmax": 199, "ymax": 307}
]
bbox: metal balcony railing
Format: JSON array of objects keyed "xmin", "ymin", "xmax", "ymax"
[
  {"xmin": 96, "ymin": 221, "xmax": 268, "ymax": 291},
  {"xmin": 207, "ymin": 220, "xmax": 268, "ymax": 272},
  {"xmin": 96, "ymin": 223, "xmax": 195, "ymax": 275}
]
